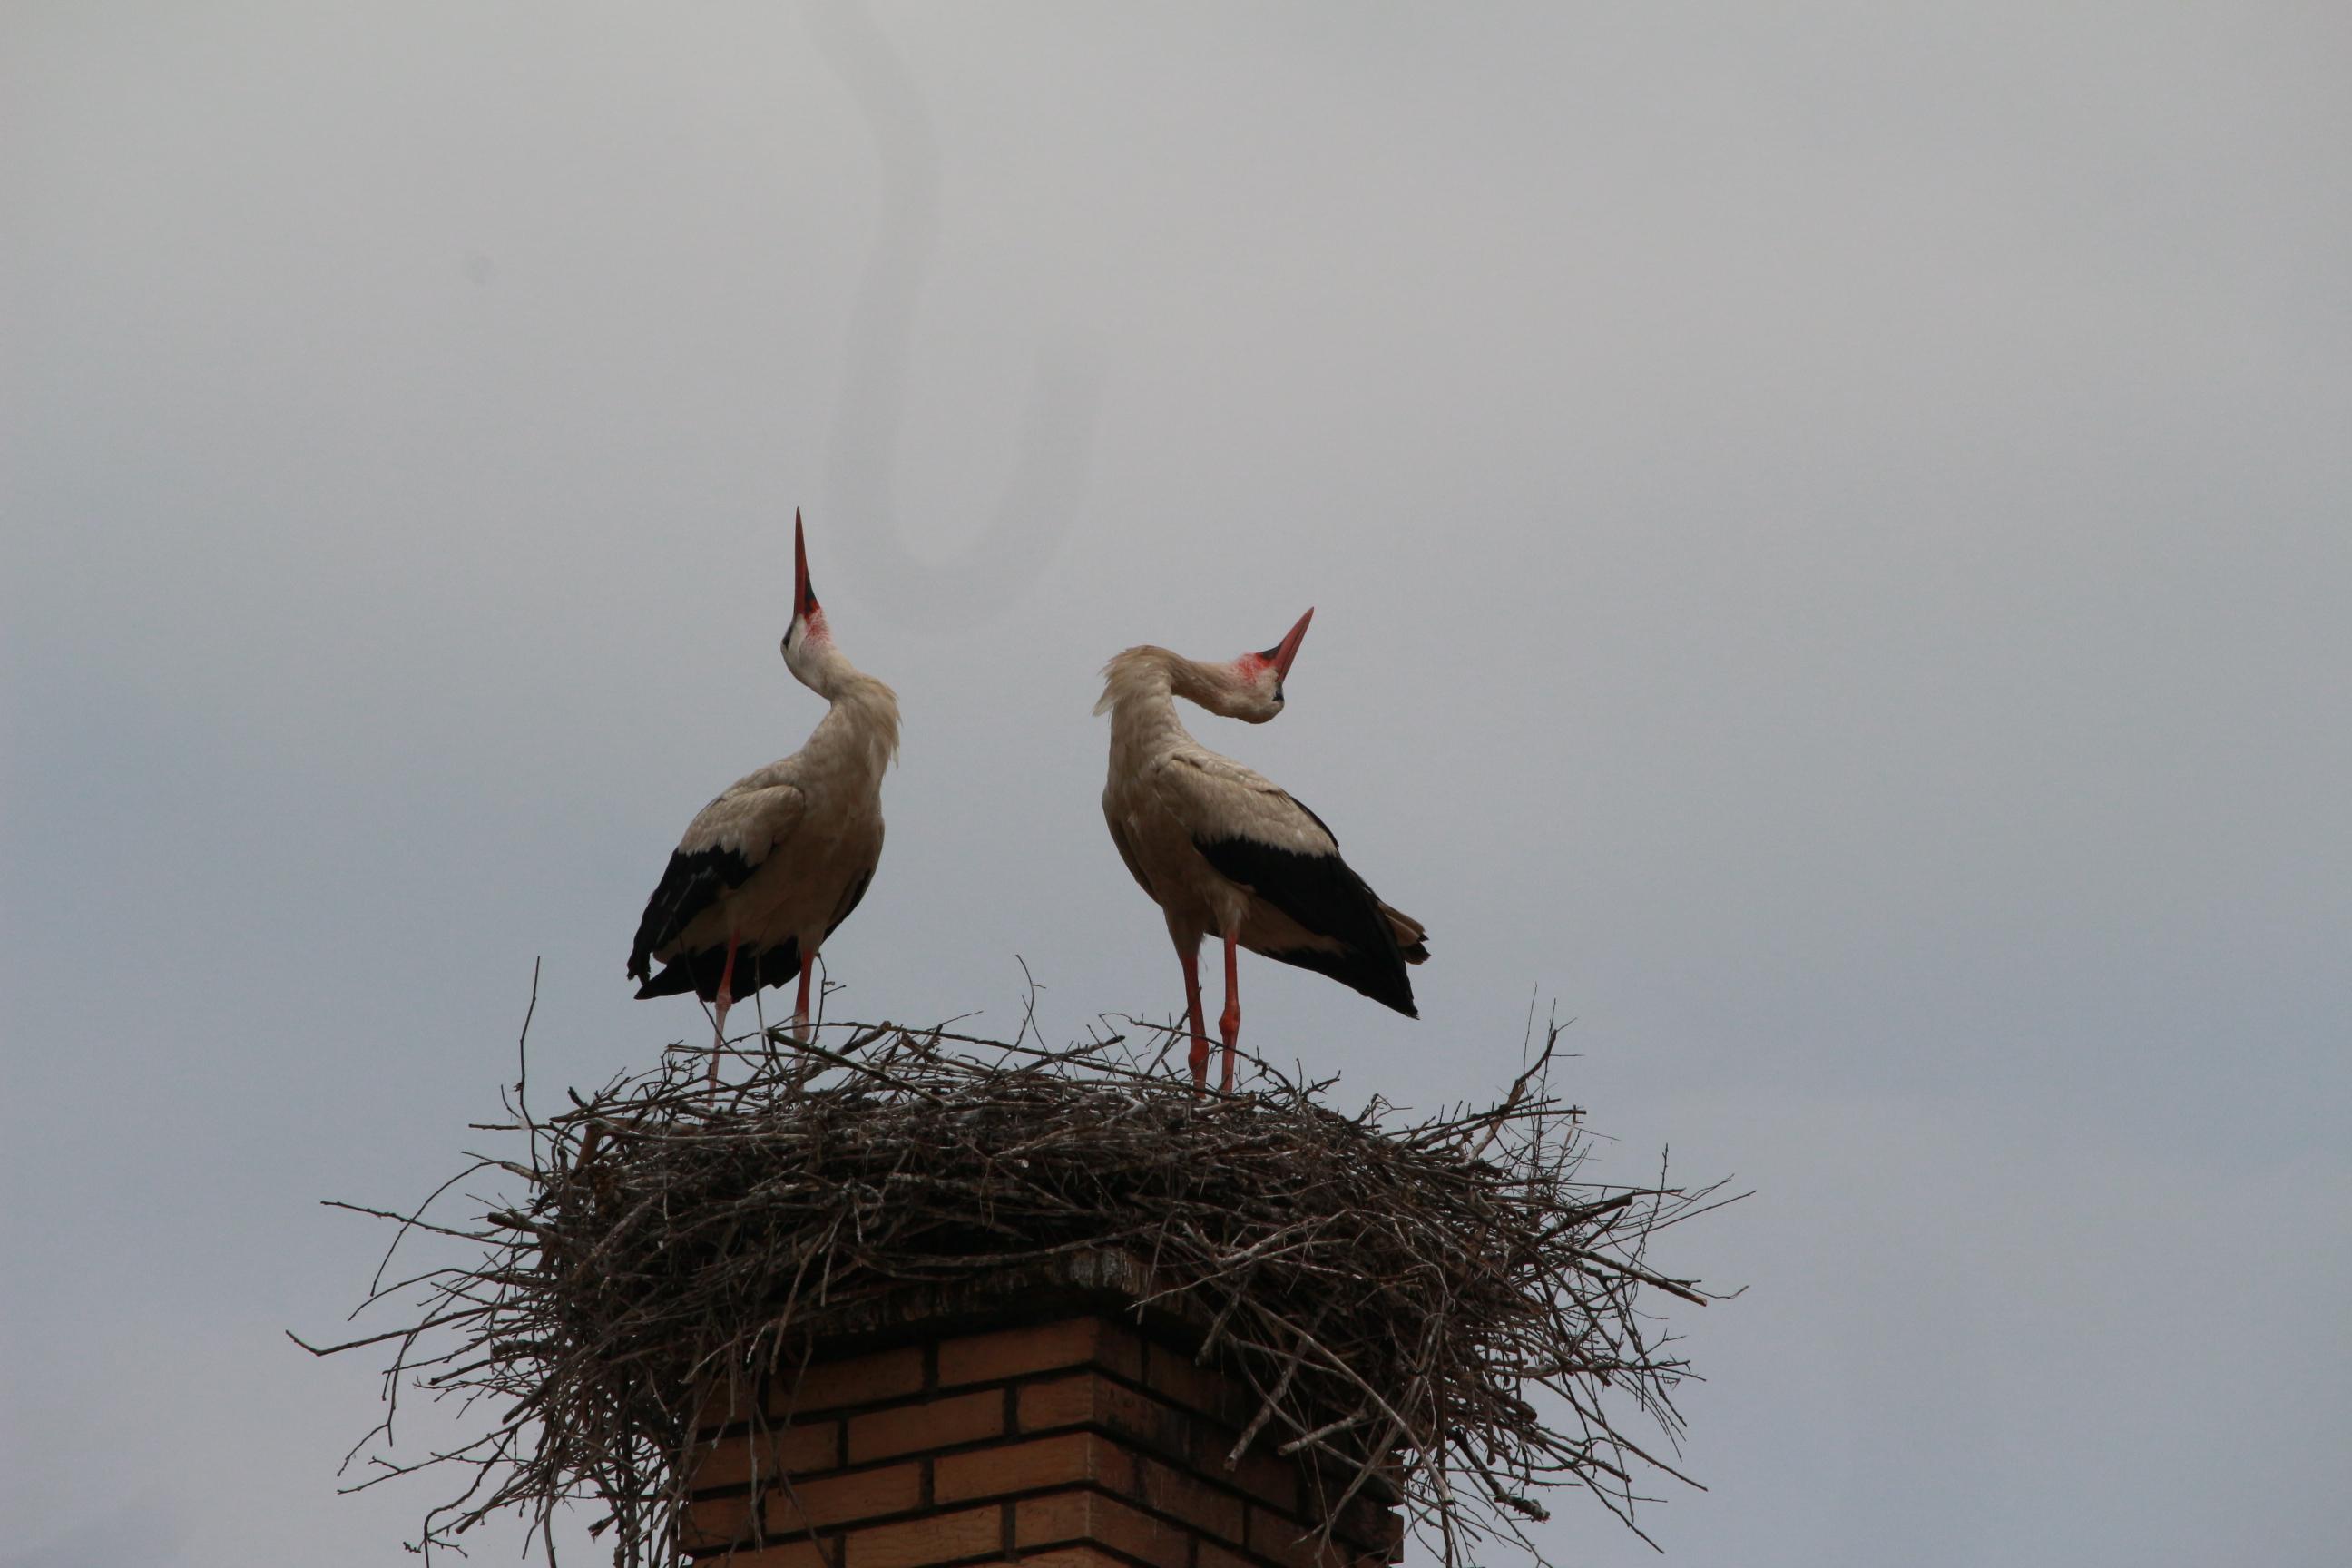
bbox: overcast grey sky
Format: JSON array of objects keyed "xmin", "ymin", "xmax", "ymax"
[{"xmin": 5, "ymin": 4, "xmax": 2349, "ymax": 1564}]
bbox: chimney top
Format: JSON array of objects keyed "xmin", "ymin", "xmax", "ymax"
[{"xmin": 686, "ymin": 1291, "xmax": 1401, "ymax": 1568}]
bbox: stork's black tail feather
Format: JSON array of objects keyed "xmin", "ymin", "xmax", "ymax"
[
  {"xmin": 632, "ymin": 937, "xmax": 803, "ymax": 1003},
  {"xmin": 1259, "ymin": 940, "xmax": 1419, "ymax": 1017}
]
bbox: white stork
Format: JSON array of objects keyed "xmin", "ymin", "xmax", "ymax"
[
  {"xmin": 1096, "ymin": 609, "xmax": 1428, "ymax": 1091},
  {"xmin": 628, "ymin": 513, "xmax": 899, "ymax": 1083}
]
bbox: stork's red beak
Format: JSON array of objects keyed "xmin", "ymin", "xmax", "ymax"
[
  {"xmin": 1269, "ymin": 607, "xmax": 1313, "ymax": 680},
  {"xmin": 792, "ymin": 509, "xmax": 818, "ymax": 622}
]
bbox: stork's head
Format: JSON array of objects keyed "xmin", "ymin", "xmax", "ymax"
[
  {"xmin": 780, "ymin": 509, "xmax": 834, "ymax": 684},
  {"xmin": 1217, "ymin": 607, "xmax": 1313, "ymax": 723}
]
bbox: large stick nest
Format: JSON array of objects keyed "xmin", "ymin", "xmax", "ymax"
[{"xmin": 306, "ymin": 1012, "xmax": 1734, "ymax": 1566}]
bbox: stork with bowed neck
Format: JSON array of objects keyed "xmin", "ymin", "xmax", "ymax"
[
  {"xmin": 1095, "ymin": 609, "xmax": 1429, "ymax": 1091},
  {"xmin": 628, "ymin": 513, "xmax": 899, "ymax": 1085}
]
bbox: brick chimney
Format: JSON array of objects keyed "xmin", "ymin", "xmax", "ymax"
[{"xmin": 683, "ymin": 1286, "xmax": 1402, "ymax": 1568}]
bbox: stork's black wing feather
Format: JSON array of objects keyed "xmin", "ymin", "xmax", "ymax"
[
  {"xmin": 1192, "ymin": 828, "xmax": 1417, "ymax": 1017},
  {"xmin": 627, "ymin": 844, "xmax": 758, "ymax": 985}
]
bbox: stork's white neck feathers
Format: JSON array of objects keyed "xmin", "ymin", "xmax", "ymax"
[
  {"xmin": 791, "ymin": 627, "xmax": 901, "ymax": 779},
  {"xmin": 1094, "ymin": 644, "xmax": 1269, "ymax": 726},
  {"xmin": 1094, "ymin": 645, "xmax": 1216, "ymax": 755}
]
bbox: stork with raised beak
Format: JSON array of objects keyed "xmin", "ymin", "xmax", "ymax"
[
  {"xmin": 628, "ymin": 513, "xmax": 898, "ymax": 1083},
  {"xmin": 1096, "ymin": 609, "xmax": 1428, "ymax": 1091}
]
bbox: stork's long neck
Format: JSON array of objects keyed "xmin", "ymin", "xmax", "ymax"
[
  {"xmin": 1097, "ymin": 646, "xmax": 1222, "ymax": 766},
  {"xmin": 803, "ymin": 649, "xmax": 901, "ymax": 780}
]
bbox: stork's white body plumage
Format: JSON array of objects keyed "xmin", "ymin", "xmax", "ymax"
[
  {"xmin": 1096, "ymin": 614, "xmax": 1427, "ymax": 1090},
  {"xmin": 628, "ymin": 515, "xmax": 897, "ymax": 1081}
]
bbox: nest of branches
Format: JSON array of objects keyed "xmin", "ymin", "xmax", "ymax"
[{"xmin": 306, "ymin": 1010, "xmax": 1732, "ymax": 1566}]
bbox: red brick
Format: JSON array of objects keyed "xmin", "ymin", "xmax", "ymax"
[
  {"xmin": 1268, "ymin": 1469, "xmax": 1399, "ymax": 1561},
  {"xmin": 1016, "ymin": 1490, "xmax": 1192, "ymax": 1568},
  {"xmin": 937, "ymin": 1317, "xmax": 1143, "ymax": 1387},
  {"xmin": 680, "ymin": 1493, "xmax": 760, "ymax": 1553},
  {"xmin": 846, "ymin": 1389, "xmax": 1002, "ymax": 1465},
  {"xmin": 934, "ymin": 1431, "xmax": 1136, "ymax": 1504},
  {"xmin": 764, "ymin": 1463, "xmax": 926, "ymax": 1535},
  {"xmin": 1248, "ymin": 1505, "xmax": 1310, "ymax": 1568},
  {"xmin": 1178, "ymin": 1406, "xmax": 1301, "ymax": 1515},
  {"xmin": 712, "ymin": 1544, "xmax": 836, "ymax": 1568},
  {"xmin": 1142, "ymin": 1341, "xmax": 1251, "ymax": 1427},
  {"xmin": 1197, "ymin": 1544, "xmax": 1258, "ymax": 1568},
  {"xmin": 1222, "ymin": 1446, "xmax": 1300, "ymax": 1514},
  {"xmin": 1137, "ymin": 1454, "xmax": 1246, "ymax": 1544},
  {"xmin": 691, "ymin": 1419, "xmax": 842, "ymax": 1491},
  {"xmin": 1013, "ymin": 1550, "xmax": 1130, "ymax": 1568},
  {"xmin": 1330, "ymin": 1493, "xmax": 1403, "ymax": 1561},
  {"xmin": 698, "ymin": 1378, "xmax": 765, "ymax": 1435},
  {"xmin": 1018, "ymin": 1372, "xmax": 1192, "ymax": 1458},
  {"xmin": 1015, "ymin": 1373, "xmax": 1096, "ymax": 1433},
  {"xmin": 1014, "ymin": 1489, "xmax": 1095, "ymax": 1546},
  {"xmin": 840, "ymin": 1504, "xmax": 1002, "ymax": 1568},
  {"xmin": 1247, "ymin": 1504, "xmax": 1380, "ymax": 1568},
  {"xmin": 777, "ymin": 1347, "xmax": 926, "ymax": 1416}
]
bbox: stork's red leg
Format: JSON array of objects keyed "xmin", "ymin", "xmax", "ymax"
[
  {"xmin": 789, "ymin": 949, "xmax": 818, "ymax": 1090},
  {"xmin": 1218, "ymin": 930, "xmax": 1241, "ymax": 1093},
  {"xmin": 1179, "ymin": 944, "xmax": 1209, "ymax": 1090},
  {"xmin": 709, "ymin": 936, "xmax": 740, "ymax": 1088}
]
